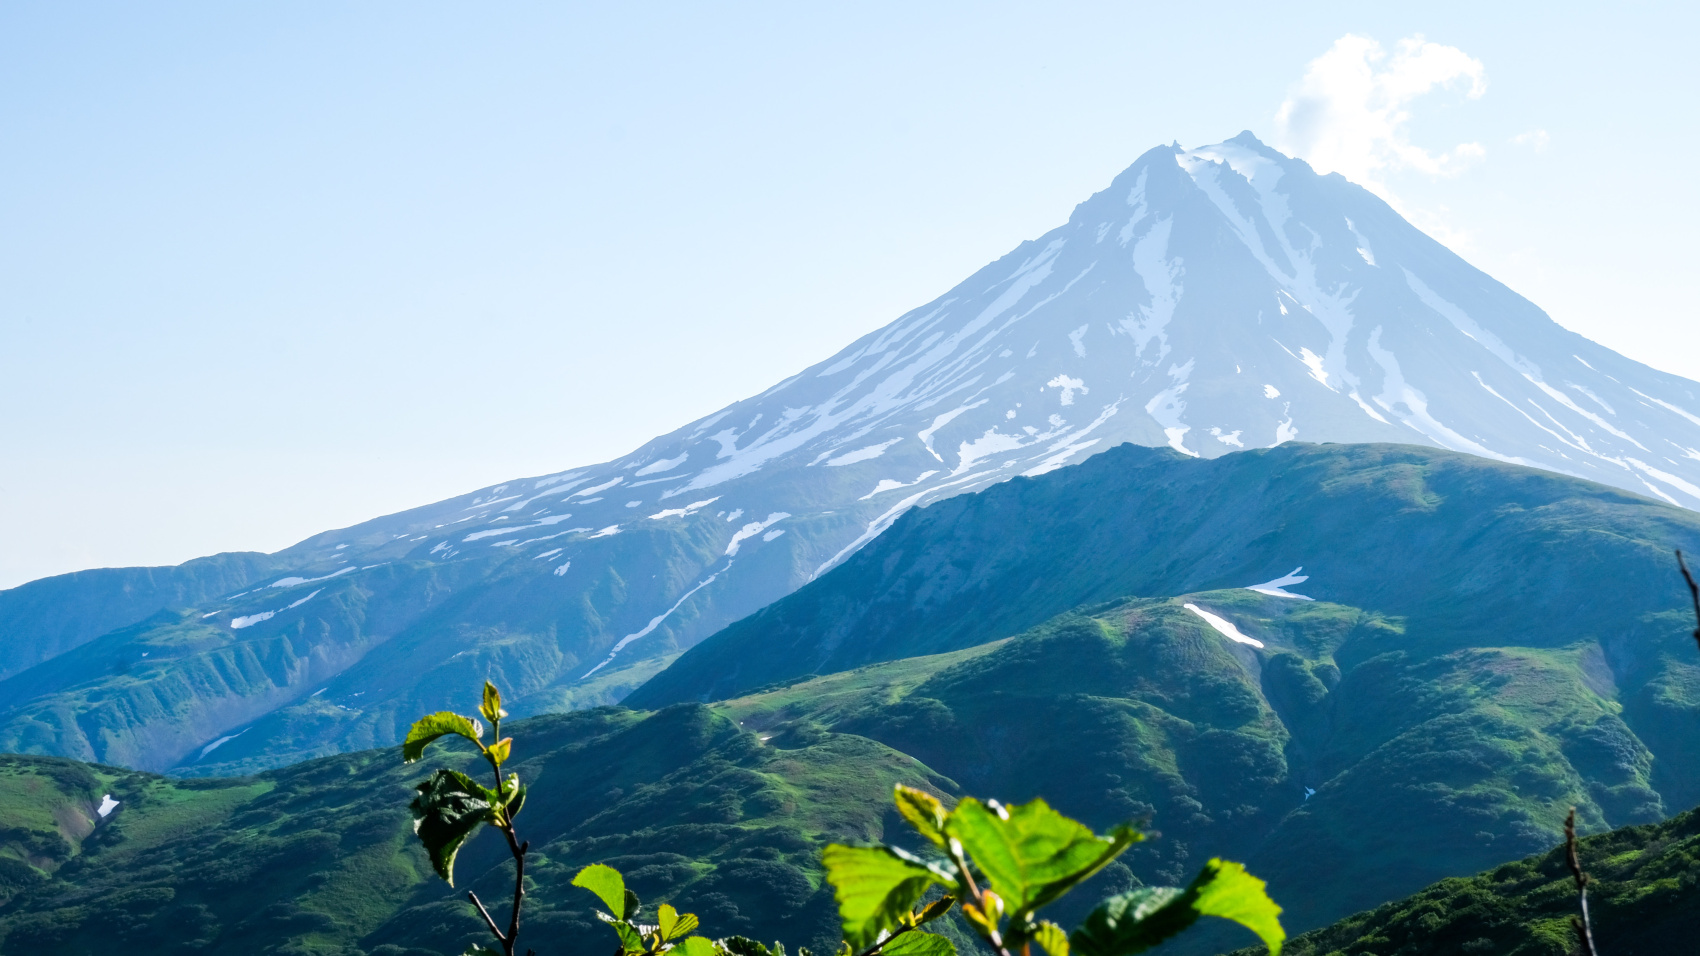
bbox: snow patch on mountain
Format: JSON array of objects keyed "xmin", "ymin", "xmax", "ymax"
[
  {"xmin": 1184, "ymin": 603, "xmax": 1265, "ymax": 648},
  {"xmin": 1246, "ymin": 568, "xmax": 1315, "ymax": 600}
]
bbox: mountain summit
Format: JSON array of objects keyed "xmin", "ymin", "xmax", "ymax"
[{"xmin": 7, "ymin": 134, "xmax": 1700, "ymax": 773}]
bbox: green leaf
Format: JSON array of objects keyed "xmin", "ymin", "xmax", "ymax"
[
  {"xmin": 574, "ymin": 863, "xmax": 628, "ymax": 919},
  {"xmin": 893, "ymin": 785, "xmax": 949, "ymax": 848},
  {"xmin": 503, "ymin": 778, "xmax": 526, "ymax": 821},
  {"xmin": 657, "ymin": 902, "xmax": 700, "ymax": 941},
  {"xmin": 1031, "ymin": 921, "xmax": 1069, "ymax": 956},
  {"xmin": 1070, "ymin": 888, "xmax": 1185, "ymax": 956},
  {"xmin": 488, "ymin": 737, "xmax": 512, "ymax": 765},
  {"xmin": 721, "ymin": 938, "xmax": 777, "ymax": 956},
  {"xmin": 624, "ymin": 887, "xmax": 643, "ymax": 922},
  {"xmin": 481, "ymin": 680, "xmax": 508, "ymax": 723},
  {"xmin": 882, "ymin": 931, "xmax": 956, "ymax": 956},
  {"xmin": 597, "ymin": 913, "xmax": 644, "ymax": 953},
  {"xmin": 676, "ymin": 936, "xmax": 720, "ymax": 956},
  {"xmin": 1189, "ymin": 860, "xmax": 1283, "ymax": 954},
  {"xmin": 914, "ymin": 895, "xmax": 955, "ymax": 926},
  {"xmin": 821, "ymin": 844, "xmax": 947, "ymax": 950},
  {"xmin": 407, "ymin": 769, "xmax": 496, "ymax": 885},
  {"xmin": 960, "ymin": 891, "xmax": 1004, "ymax": 941},
  {"xmin": 944, "ymin": 798, "xmax": 1141, "ymax": 915},
  {"xmin": 670, "ymin": 910, "xmax": 700, "ymax": 940},
  {"xmin": 1069, "ymin": 859, "xmax": 1283, "ymax": 956},
  {"xmin": 402, "ymin": 711, "xmax": 484, "ymax": 763}
]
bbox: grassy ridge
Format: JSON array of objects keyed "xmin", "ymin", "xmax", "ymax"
[
  {"xmin": 1242, "ymin": 804, "xmax": 1700, "ymax": 955},
  {"xmin": 2, "ymin": 583, "xmax": 1698, "ymax": 954},
  {"xmin": 631, "ymin": 442, "xmax": 1700, "ymax": 708},
  {"xmin": 0, "ymin": 706, "xmax": 953, "ymax": 955},
  {"xmin": 0, "ymin": 550, "xmax": 278, "ymax": 682},
  {"xmin": 709, "ymin": 589, "xmax": 1695, "ymax": 942}
]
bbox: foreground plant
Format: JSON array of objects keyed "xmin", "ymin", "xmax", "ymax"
[
  {"xmin": 573, "ymin": 863, "xmax": 730, "ymax": 956},
  {"xmin": 576, "ymin": 784, "xmax": 1284, "ymax": 956},
  {"xmin": 404, "ymin": 681, "xmax": 533, "ymax": 956}
]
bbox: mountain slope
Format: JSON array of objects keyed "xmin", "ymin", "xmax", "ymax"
[
  {"xmin": 707, "ymin": 586, "xmax": 1696, "ymax": 938},
  {"xmin": 630, "ymin": 442, "xmax": 1700, "ymax": 731},
  {"xmin": 11, "ymin": 133, "xmax": 1700, "ymax": 774},
  {"xmin": 1243, "ymin": 804, "xmax": 1700, "ymax": 956},
  {"xmin": 5, "ymin": 581, "xmax": 1696, "ymax": 953},
  {"xmin": 0, "ymin": 551, "xmax": 277, "ymax": 682},
  {"xmin": 0, "ymin": 708, "xmax": 956, "ymax": 956}
]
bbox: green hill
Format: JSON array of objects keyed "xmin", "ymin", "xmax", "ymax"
[
  {"xmin": 5, "ymin": 442, "xmax": 1699, "ymax": 787},
  {"xmin": 5, "ymin": 580, "xmax": 1698, "ymax": 954},
  {"xmin": 707, "ymin": 588, "xmax": 1693, "ymax": 936},
  {"xmin": 630, "ymin": 442, "xmax": 1700, "ymax": 722},
  {"xmin": 0, "ymin": 705, "xmax": 956, "ymax": 956},
  {"xmin": 6, "ymin": 441, "xmax": 1700, "ymax": 952},
  {"xmin": 1238, "ymin": 803, "xmax": 1700, "ymax": 956}
]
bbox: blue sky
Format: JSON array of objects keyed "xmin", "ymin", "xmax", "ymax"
[{"xmin": 2, "ymin": 1, "xmax": 1695, "ymax": 587}]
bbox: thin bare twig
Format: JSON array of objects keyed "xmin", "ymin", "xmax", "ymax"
[
  {"xmin": 1678, "ymin": 550, "xmax": 1700, "ymax": 652},
  {"xmin": 1564, "ymin": 808, "xmax": 1597, "ymax": 956},
  {"xmin": 469, "ymin": 890, "xmax": 506, "ymax": 946}
]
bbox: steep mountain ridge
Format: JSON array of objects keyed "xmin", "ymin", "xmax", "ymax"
[
  {"xmin": 0, "ymin": 551, "xmax": 277, "ymax": 682},
  {"xmin": 631, "ymin": 440, "xmax": 1700, "ymax": 735},
  {"xmin": 9, "ymin": 133, "xmax": 1700, "ymax": 774}
]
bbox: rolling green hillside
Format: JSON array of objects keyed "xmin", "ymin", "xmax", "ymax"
[
  {"xmin": 1239, "ymin": 804, "xmax": 1700, "ymax": 956},
  {"xmin": 6, "ymin": 442, "xmax": 1699, "ymax": 784},
  {"xmin": 6, "ymin": 579, "xmax": 1696, "ymax": 955},
  {"xmin": 0, "ymin": 524, "xmax": 741, "ymax": 775},
  {"xmin": 0, "ymin": 705, "xmax": 961, "ymax": 956},
  {"xmin": 631, "ymin": 442, "xmax": 1700, "ymax": 713},
  {"xmin": 708, "ymin": 588, "xmax": 1698, "ymax": 936}
]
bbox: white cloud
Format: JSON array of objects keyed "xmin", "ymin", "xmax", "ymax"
[
  {"xmin": 1511, "ymin": 129, "xmax": 1551, "ymax": 152},
  {"xmin": 1275, "ymin": 35, "xmax": 1488, "ymax": 196}
]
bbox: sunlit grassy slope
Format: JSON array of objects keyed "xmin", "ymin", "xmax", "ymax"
[
  {"xmin": 711, "ymin": 589, "xmax": 1698, "ymax": 938},
  {"xmin": 1235, "ymin": 804, "xmax": 1700, "ymax": 956},
  {"xmin": 7, "ymin": 581, "xmax": 1695, "ymax": 955},
  {"xmin": 0, "ymin": 704, "xmax": 954, "ymax": 956},
  {"xmin": 6, "ymin": 442, "xmax": 1700, "ymax": 953}
]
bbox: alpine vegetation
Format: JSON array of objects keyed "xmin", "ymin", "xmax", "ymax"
[
  {"xmin": 568, "ymin": 785, "xmax": 1286, "ymax": 956},
  {"xmin": 404, "ymin": 682, "xmax": 535, "ymax": 956}
]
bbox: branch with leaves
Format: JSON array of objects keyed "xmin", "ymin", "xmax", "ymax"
[
  {"xmin": 403, "ymin": 681, "xmax": 534, "ymax": 956},
  {"xmin": 573, "ymin": 863, "xmax": 733, "ymax": 956},
  {"xmin": 574, "ymin": 784, "xmax": 1283, "ymax": 956},
  {"xmin": 823, "ymin": 785, "xmax": 1283, "ymax": 956}
]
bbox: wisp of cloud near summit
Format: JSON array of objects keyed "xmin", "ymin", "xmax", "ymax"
[{"xmin": 1275, "ymin": 34, "xmax": 1488, "ymax": 198}]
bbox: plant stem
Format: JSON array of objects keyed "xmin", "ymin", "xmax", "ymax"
[
  {"xmin": 1679, "ymin": 550, "xmax": 1700, "ymax": 652},
  {"xmin": 1564, "ymin": 808, "xmax": 1597, "ymax": 956},
  {"xmin": 481, "ymin": 711, "xmax": 528, "ymax": 956},
  {"xmin": 507, "ymin": 837, "xmax": 529, "ymax": 952},
  {"xmin": 949, "ymin": 844, "xmax": 1013, "ymax": 956},
  {"xmin": 469, "ymin": 890, "xmax": 506, "ymax": 946}
]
